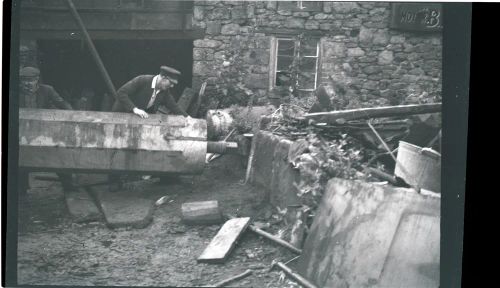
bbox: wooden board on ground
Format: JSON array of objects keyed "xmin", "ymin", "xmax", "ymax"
[
  {"xmin": 64, "ymin": 187, "xmax": 101, "ymax": 223},
  {"xmin": 197, "ymin": 217, "xmax": 251, "ymax": 263},
  {"xmin": 181, "ymin": 200, "xmax": 223, "ymax": 225},
  {"xmin": 90, "ymin": 185, "xmax": 155, "ymax": 229}
]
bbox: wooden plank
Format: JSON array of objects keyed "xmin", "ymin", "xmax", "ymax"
[
  {"xmin": 181, "ymin": 200, "xmax": 223, "ymax": 225},
  {"xmin": 197, "ymin": 217, "xmax": 251, "ymax": 263}
]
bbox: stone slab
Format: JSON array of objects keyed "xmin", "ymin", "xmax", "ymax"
[
  {"xmin": 90, "ymin": 185, "xmax": 155, "ymax": 229},
  {"xmin": 297, "ymin": 178, "xmax": 440, "ymax": 288},
  {"xmin": 64, "ymin": 188, "xmax": 101, "ymax": 223}
]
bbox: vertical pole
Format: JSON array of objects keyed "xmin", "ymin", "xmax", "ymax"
[{"xmin": 65, "ymin": 0, "xmax": 118, "ymax": 99}]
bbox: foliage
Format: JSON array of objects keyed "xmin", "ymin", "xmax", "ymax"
[{"xmin": 292, "ymin": 132, "xmax": 366, "ymax": 210}]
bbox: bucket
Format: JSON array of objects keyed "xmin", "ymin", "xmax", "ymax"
[{"xmin": 394, "ymin": 141, "xmax": 441, "ymax": 193}]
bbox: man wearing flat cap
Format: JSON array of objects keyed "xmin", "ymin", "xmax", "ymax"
[
  {"xmin": 109, "ymin": 66, "xmax": 190, "ymax": 190},
  {"xmin": 18, "ymin": 66, "xmax": 75, "ymax": 194},
  {"xmin": 19, "ymin": 66, "xmax": 73, "ymax": 110},
  {"xmin": 112, "ymin": 66, "xmax": 189, "ymax": 119}
]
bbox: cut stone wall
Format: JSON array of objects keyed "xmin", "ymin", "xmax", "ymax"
[{"xmin": 193, "ymin": 1, "xmax": 442, "ymax": 110}]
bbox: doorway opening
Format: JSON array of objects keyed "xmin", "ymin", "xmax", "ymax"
[{"xmin": 37, "ymin": 39, "xmax": 193, "ymax": 111}]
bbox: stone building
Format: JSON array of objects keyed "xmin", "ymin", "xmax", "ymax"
[{"xmin": 18, "ymin": 1, "xmax": 442, "ymax": 112}]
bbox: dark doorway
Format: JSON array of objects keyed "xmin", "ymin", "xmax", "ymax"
[{"xmin": 37, "ymin": 39, "xmax": 193, "ymax": 110}]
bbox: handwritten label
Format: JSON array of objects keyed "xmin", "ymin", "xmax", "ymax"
[{"xmin": 390, "ymin": 3, "xmax": 443, "ymax": 32}]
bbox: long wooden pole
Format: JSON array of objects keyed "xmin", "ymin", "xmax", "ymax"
[
  {"xmin": 275, "ymin": 262, "xmax": 318, "ymax": 288},
  {"xmin": 65, "ymin": 0, "xmax": 118, "ymax": 99},
  {"xmin": 304, "ymin": 103, "xmax": 441, "ymax": 124},
  {"xmin": 212, "ymin": 269, "xmax": 253, "ymax": 287},
  {"xmin": 248, "ymin": 225, "xmax": 302, "ymax": 254}
]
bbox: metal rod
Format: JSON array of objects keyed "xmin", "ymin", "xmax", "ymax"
[{"xmin": 65, "ymin": 0, "xmax": 118, "ymax": 99}]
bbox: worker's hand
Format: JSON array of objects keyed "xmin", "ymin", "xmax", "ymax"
[{"xmin": 133, "ymin": 107, "xmax": 149, "ymax": 119}]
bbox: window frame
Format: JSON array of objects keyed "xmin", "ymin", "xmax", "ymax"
[{"xmin": 269, "ymin": 36, "xmax": 321, "ymax": 92}]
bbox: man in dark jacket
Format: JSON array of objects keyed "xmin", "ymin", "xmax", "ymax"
[
  {"xmin": 109, "ymin": 66, "xmax": 190, "ymax": 190},
  {"xmin": 18, "ymin": 66, "xmax": 75, "ymax": 195},
  {"xmin": 112, "ymin": 66, "xmax": 189, "ymax": 118}
]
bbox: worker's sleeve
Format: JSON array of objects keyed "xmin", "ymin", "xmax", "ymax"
[
  {"xmin": 161, "ymin": 90, "xmax": 189, "ymax": 117},
  {"xmin": 116, "ymin": 76, "xmax": 142, "ymax": 112},
  {"xmin": 48, "ymin": 86, "xmax": 73, "ymax": 110}
]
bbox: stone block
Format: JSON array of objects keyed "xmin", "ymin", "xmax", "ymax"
[
  {"xmin": 250, "ymin": 131, "xmax": 280, "ymax": 188},
  {"xmin": 208, "ymin": 7, "xmax": 231, "ymax": 20},
  {"xmin": 193, "ymin": 48, "xmax": 204, "ymax": 61},
  {"xmin": 358, "ymin": 27, "xmax": 374, "ymax": 44},
  {"xmin": 193, "ymin": 61, "xmax": 217, "ymax": 76},
  {"xmin": 293, "ymin": 12, "xmax": 310, "ymax": 18},
  {"xmin": 231, "ymin": 6, "xmax": 247, "ymax": 19},
  {"xmin": 221, "ymin": 23, "xmax": 240, "ymax": 35},
  {"xmin": 347, "ymin": 47, "xmax": 365, "ymax": 57},
  {"xmin": 285, "ymin": 18, "xmax": 305, "ymax": 29},
  {"xmin": 331, "ymin": 2, "xmax": 360, "ymax": 14},
  {"xmin": 323, "ymin": 42, "xmax": 346, "ymax": 58},
  {"xmin": 194, "ymin": 6, "xmax": 204, "ymax": 20},
  {"xmin": 373, "ymin": 29, "xmax": 390, "ymax": 45},
  {"xmin": 206, "ymin": 21, "xmax": 222, "ymax": 35},
  {"xmin": 277, "ymin": 9, "xmax": 292, "ymax": 16},
  {"xmin": 305, "ymin": 20, "xmax": 320, "ymax": 30},
  {"xmin": 194, "ymin": 39, "xmax": 222, "ymax": 48},
  {"xmin": 378, "ymin": 50, "xmax": 394, "ymax": 65},
  {"xmin": 362, "ymin": 65, "xmax": 382, "ymax": 75},
  {"xmin": 247, "ymin": 4, "xmax": 255, "ymax": 18},
  {"xmin": 314, "ymin": 13, "xmax": 329, "ymax": 20},
  {"xmin": 266, "ymin": 1, "xmax": 277, "ymax": 10},
  {"xmin": 390, "ymin": 35, "xmax": 406, "ymax": 44}
]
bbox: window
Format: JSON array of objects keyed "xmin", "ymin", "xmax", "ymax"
[{"xmin": 270, "ymin": 37, "xmax": 320, "ymax": 92}]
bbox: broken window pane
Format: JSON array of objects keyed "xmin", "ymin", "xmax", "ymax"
[{"xmin": 276, "ymin": 71, "xmax": 292, "ymax": 87}]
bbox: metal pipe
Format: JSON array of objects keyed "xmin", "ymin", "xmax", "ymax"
[{"xmin": 65, "ymin": 0, "xmax": 118, "ymax": 99}]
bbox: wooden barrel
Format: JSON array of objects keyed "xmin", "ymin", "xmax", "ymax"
[{"xmin": 19, "ymin": 108, "xmax": 207, "ymax": 174}]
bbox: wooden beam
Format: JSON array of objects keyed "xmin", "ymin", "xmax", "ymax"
[
  {"xmin": 304, "ymin": 103, "xmax": 442, "ymax": 124},
  {"xmin": 21, "ymin": 29, "xmax": 205, "ymax": 40},
  {"xmin": 19, "ymin": 109, "xmax": 207, "ymax": 174}
]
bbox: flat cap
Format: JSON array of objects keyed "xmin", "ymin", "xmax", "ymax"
[
  {"xmin": 20, "ymin": 66, "xmax": 40, "ymax": 77},
  {"xmin": 160, "ymin": 66, "xmax": 181, "ymax": 84}
]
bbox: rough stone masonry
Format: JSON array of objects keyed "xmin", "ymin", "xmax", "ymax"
[{"xmin": 192, "ymin": 1, "xmax": 442, "ymax": 109}]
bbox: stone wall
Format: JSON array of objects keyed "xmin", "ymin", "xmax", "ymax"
[{"xmin": 192, "ymin": 1, "xmax": 442, "ymax": 110}]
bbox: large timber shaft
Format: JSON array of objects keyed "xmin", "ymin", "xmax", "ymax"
[{"xmin": 19, "ymin": 109, "xmax": 207, "ymax": 174}]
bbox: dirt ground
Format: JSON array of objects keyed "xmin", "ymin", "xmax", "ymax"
[{"xmin": 17, "ymin": 154, "xmax": 303, "ymax": 287}]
